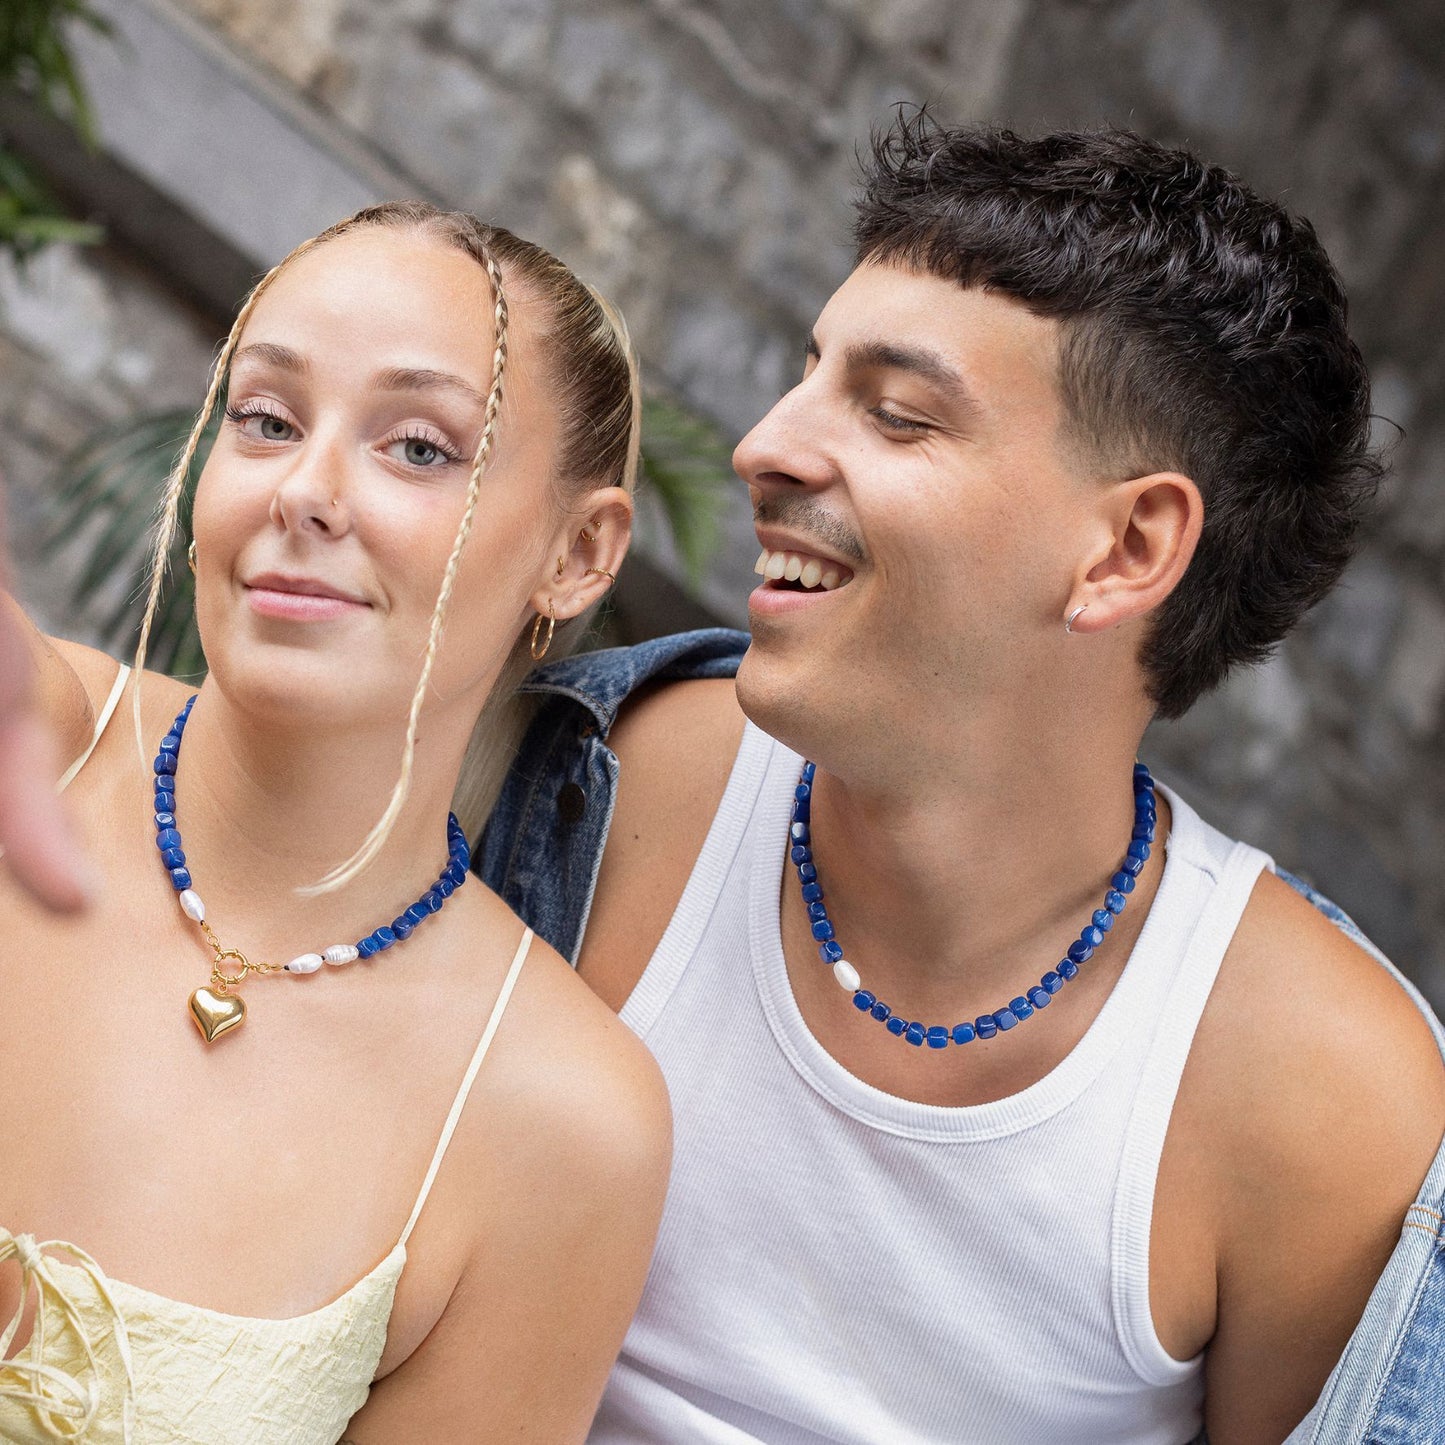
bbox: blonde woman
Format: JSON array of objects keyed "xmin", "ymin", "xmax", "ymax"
[{"xmin": 0, "ymin": 204, "xmax": 670, "ymax": 1443}]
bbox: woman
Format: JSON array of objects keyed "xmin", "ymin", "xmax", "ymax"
[{"xmin": 0, "ymin": 203, "xmax": 670, "ymax": 1442}]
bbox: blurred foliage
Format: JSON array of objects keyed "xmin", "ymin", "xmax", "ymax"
[
  {"xmin": 44, "ymin": 389, "xmax": 730, "ymax": 677},
  {"xmin": 0, "ymin": 0, "xmax": 107, "ymax": 262},
  {"xmin": 636, "ymin": 392, "xmax": 733, "ymax": 589},
  {"xmin": 44, "ymin": 407, "xmax": 210, "ymax": 679}
]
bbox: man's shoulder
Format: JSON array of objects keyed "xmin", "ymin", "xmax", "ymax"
[{"xmin": 1194, "ymin": 870, "xmax": 1444, "ymax": 1205}]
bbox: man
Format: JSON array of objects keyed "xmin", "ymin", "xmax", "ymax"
[{"xmin": 482, "ymin": 117, "xmax": 1445, "ymax": 1443}]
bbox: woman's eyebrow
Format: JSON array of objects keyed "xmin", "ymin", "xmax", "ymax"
[
  {"xmin": 232, "ymin": 341, "xmax": 307, "ymax": 373},
  {"xmin": 375, "ymin": 366, "xmax": 488, "ymax": 408}
]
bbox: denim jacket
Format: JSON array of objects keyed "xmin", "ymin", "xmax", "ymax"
[{"xmin": 480, "ymin": 628, "xmax": 1445, "ymax": 1445}]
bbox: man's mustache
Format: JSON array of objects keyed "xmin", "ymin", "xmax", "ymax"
[{"xmin": 753, "ymin": 494, "xmax": 866, "ymax": 563}]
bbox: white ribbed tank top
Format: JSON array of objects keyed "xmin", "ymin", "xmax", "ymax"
[{"xmin": 592, "ymin": 722, "xmax": 1271, "ymax": 1445}]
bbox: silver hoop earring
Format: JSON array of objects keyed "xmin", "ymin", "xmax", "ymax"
[{"xmin": 1064, "ymin": 604, "xmax": 1088, "ymax": 635}]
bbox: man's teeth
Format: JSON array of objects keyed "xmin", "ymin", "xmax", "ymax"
[{"xmin": 752, "ymin": 549, "xmax": 852, "ymax": 590}]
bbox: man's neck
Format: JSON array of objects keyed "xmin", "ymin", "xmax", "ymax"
[{"xmin": 783, "ymin": 715, "xmax": 1168, "ymax": 1103}]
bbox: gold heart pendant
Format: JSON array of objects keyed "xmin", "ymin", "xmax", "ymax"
[{"xmin": 189, "ymin": 986, "xmax": 245, "ymax": 1043}]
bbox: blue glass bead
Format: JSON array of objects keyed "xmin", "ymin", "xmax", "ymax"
[
  {"xmin": 446, "ymin": 861, "xmax": 467, "ymax": 887},
  {"xmin": 453, "ymin": 845, "xmax": 471, "ymax": 872},
  {"xmin": 1009, "ymin": 996, "xmax": 1033, "ymax": 1021},
  {"xmin": 790, "ymin": 821, "xmax": 809, "ymax": 844},
  {"xmin": 160, "ymin": 847, "xmax": 186, "ymax": 869},
  {"xmin": 870, "ymin": 1001, "xmax": 891, "ymax": 1021},
  {"xmin": 792, "ymin": 799, "xmax": 810, "ymax": 823},
  {"xmin": 1067, "ymin": 939, "xmax": 1093, "ymax": 963},
  {"xmin": 154, "ymin": 790, "xmax": 174, "ymax": 813},
  {"xmin": 154, "ymin": 812, "xmax": 176, "ymax": 830},
  {"xmin": 1113, "ymin": 871, "xmax": 1136, "ymax": 893},
  {"xmin": 423, "ymin": 890, "xmax": 443, "ymax": 913},
  {"xmin": 405, "ymin": 903, "xmax": 429, "ymax": 925},
  {"xmin": 155, "ymin": 827, "xmax": 182, "ymax": 852},
  {"xmin": 1136, "ymin": 801, "xmax": 1156, "ymax": 820},
  {"xmin": 169, "ymin": 867, "xmax": 191, "ymax": 890},
  {"xmin": 801, "ymin": 762, "xmax": 815, "ymax": 782},
  {"xmin": 853, "ymin": 990, "xmax": 875, "ymax": 1011},
  {"xmin": 811, "ymin": 919, "xmax": 835, "ymax": 942},
  {"xmin": 820, "ymin": 940, "xmax": 843, "ymax": 963},
  {"xmin": 905, "ymin": 1022, "xmax": 926, "ymax": 1046},
  {"xmin": 799, "ymin": 862, "xmax": 818, "ymax": 884},
  {"xmin": 357, "ymin": 937, "xmax": 378, "ymax": 958},
  {"xmin": 1028, "ymin": 986, "xmax": 1051, "ymax": 1009},
  {"xmin": 1041, "ymin": 970, "xmax": 1063, "ymax": 993},
  {"xmin": 1131, "ymin": 824, "xmax": 1151, "ymax": 841},
  {"xmin": 1121, "ymin": 855, "xmax": 1143, "ymax": 877},
  {"xmin": 794, "ymin": 782, "xmax": 811, "ymax": 803},
  {"xmin": 993, "ymin": 1009, "xmax": 1019, "ymax": 1031},
  {"xmin": 790, "ymin": 845, "xmax": 811, "ymax": 865},
  {"xmin": 975, "ymin": 1015, "xmax": 999, "ymax": 1039},
  {"xmin": 807, "ymin": 901, "xmax": 828, "ymax": 921},
  {"xmin": 926, "ymin": 1026, "xmax": 949, "ymax": 1049},
  {"xmin": 801, "ymin": 882, "xmax": 823, "ymax": 903},
  {"xmin": 1058, "ymin": 957, "xmax": 1080, "ymax": 980},
  {"xmin": 155, "ymin": 776, "xmax": 173, "ymax": 794},
  {"xmin": 1082, "ymin": 925, "xmax": 1105, "ymax": 948},
  {"xmin": 885, "ymin": 1015, "xmax": 907, "ymax": 1036},
  {"xmin": 374, "ymin": 926, "xmax": 397, "ymax": 949},
  {"xmin": 158, "ymin": 734, "xmax": 180, "ymax": 754},
  {"xmin": 951, "ymin": 1022, "xmax": 976, "ymax": 1045},
  {"xmin": 153, "ymin": 753, "xmax": 177, "ymax": 775},
  {"xmin": 437, "ymin": 878, "xmax": 455, "ymax": 897},
  {"xmin": 390, "ymin": 918, "xmax": 414, "ymax": 940},
  {"xmin": 1127, "ymin": 840, "xmax": 1150, "ymax": 862},
  {"xmin": 1092, "ymin": 909, "xmax": 1113, "ymax": 932},
  {"xmin": 1105, "ymin": 889, "xmax": 1127, "ymax": 913}
]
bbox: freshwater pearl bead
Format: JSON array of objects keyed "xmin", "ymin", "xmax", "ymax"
[
  {"xmin": 284, "ymin": 953, "xmax": 324, "ymax": 974},
  {"xmin": 179, "ymin": 889, "xmax": 205, "ymax": 923},
  {"xmin": 833, "ymin": 958, "xmax": 861, "ymax": 991},
  {"xmin": 323, "ymin": 944, "xmax": 359, "ymax": 965}
]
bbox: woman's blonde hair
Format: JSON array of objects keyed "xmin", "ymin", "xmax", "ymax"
[{"xmin": 131, "ymin": 202, "xmax": 641, "ymax": 890}]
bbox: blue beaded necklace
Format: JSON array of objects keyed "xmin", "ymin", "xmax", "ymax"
[
  {"xmin": 790, "ymin": 760, "xmax": 1157, "ymax": 1050},
  {"xmin": 154, "ymin": 696, "xmax": 471, "ymax": 1042}
]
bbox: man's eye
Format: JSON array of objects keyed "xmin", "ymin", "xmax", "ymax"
[{"xmin": 870, "ymin": 406, "xmax": 929, "ymax": 433}]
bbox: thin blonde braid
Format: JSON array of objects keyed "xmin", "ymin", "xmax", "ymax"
[
  {"xmin": 128, "ymin": 234, "xmax": 330, "ymax": 757},
  {"xmin": 301, "ymin": 244, "xmax": 510, "ymax": 894}
]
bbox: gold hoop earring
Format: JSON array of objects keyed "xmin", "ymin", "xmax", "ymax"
[
  {"xmin": 579, "ymin": 526, "xmax": 598, "ymax": 544},
  {"xmin": 554, "ymin": 555, "xmax": 567, "ymax": 579},
  {"xmin": 584, "ymin": 567, "xmax": 616, "ymax": 586},
  {"xmin": 530, "ymin": 600, "xmax": 556, "ymax": 661},
  {"xmin": 187, "ymin": 540, "xmax": 197, "ymax": 576}
]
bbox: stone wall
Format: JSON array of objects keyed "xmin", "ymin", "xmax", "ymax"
[{"xmin": 2, "ymin": 0, "xmax": 1441, "ymax": 999}]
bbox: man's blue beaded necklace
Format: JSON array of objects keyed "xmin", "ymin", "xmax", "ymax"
[
  {"xmin": 790, "ymin": 760, "xmax": 1157, "ymax": 1050},
  {"xmin": 156, "ymin": 695, "xmax": 470, "ymax": 1041}
]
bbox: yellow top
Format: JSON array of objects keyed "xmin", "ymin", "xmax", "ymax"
[{"xmin": 0, "ymin": 667, "xmax": 533, "ymax": 1443}]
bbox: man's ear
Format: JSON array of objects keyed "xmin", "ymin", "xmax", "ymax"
[{"xmin": 1063, "ymin": 471, "xmax": 1203, "ymax": 633}]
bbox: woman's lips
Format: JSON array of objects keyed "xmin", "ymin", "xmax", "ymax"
[{"xmin": 245, "ymin": 586, "xmax": 368, "ymax": 622}]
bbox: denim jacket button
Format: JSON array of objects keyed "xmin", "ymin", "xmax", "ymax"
[{"xmin": 558, "ymin": 782, "xmax": 587, "ymax": 825}]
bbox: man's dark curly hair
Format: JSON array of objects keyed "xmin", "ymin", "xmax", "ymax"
[{"xmin": 854, "ymin": 111, "xmax": 1382, "ymax": 719}]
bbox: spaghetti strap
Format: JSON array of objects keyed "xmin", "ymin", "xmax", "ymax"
[
  {"xmin": 397, "ymin": 926, "xmax": 534, "ymax": 1248},
  {"xmin": 57, "ymin": 662, "xmax": 131, "ymax": 794}
]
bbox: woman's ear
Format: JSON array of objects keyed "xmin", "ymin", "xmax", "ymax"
[
  {"xmin": 529, "ymin": 486, "xmax": 633, "ymax": 620},
  {"xmin": 1062, "ymin": 471, "xmax": 1203, "ymax": 634}
]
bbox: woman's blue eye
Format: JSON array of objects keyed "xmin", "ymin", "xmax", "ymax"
[
  {"xmin": 387, "ymin": 434, "xmax": 456, "ymax": 467},
  {"xmin": 405, "ymin": 439, "xmax": 441, "ymax": 466},
  {"xmin": 260, "ymin": 416, "xmax": 291, "ymax": 441}
]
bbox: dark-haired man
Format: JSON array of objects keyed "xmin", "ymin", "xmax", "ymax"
[{"xmin": 483, "ymin": 119, "xmax": 1445, "ymax": 1443}]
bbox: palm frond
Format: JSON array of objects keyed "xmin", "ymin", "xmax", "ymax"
[{"xmin": 637, "ymin": 393, "xmax": 734, "ymax": 590}]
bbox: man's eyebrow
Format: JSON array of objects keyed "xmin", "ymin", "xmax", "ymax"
[
  {"xmin": 846, "ymin": 339, "xmax": 974, "ymax": 405},
  {"xmin": 375, "ymin": 366, "xmax": 488, "ymax": 408},
  {"xmin": 232, "ymin": 342, "xmax": 308, "ymax": 373},
  {"xmin": 805, "ymin": 331, "xmax": 982, "ymax": 416}
]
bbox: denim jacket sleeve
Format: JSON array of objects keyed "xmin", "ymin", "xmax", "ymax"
[{"xmin": 479, "ymin": 630, "xmax": 1445, "ymax": 1445}]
